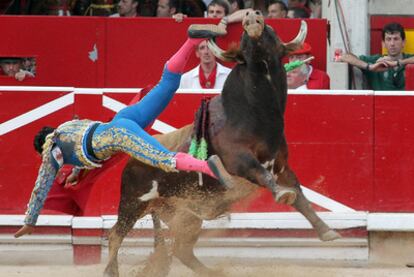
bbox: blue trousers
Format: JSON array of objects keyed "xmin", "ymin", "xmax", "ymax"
[{"xmin": 91, "ymin": 66, "xmax": 181, "ymax": 172}]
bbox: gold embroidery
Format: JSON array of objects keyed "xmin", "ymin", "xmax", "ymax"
[
  {"xmin": 57, "ymin": 120, "xmax": 101, "ymax": 168},
  {"xmin": 92, "ymin": 127, "xmax": 176, "ymax": 172}
]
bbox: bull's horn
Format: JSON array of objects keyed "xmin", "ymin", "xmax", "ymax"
[
  {"xmin": 283, "ymin": 20, "xmax": 308, "ymax": 50},
  {"xmin": 207, "ymin": 39, "xmax": 234, "ymax": 62}
]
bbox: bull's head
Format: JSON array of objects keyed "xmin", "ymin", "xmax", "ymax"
[{"xmin": 208, "ymin": 12, "xmax": 307, "ymax": 64}]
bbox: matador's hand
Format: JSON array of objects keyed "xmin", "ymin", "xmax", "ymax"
[{"xmin": 14, "ymin": 224, "xmax": 35, "ymax": 238}]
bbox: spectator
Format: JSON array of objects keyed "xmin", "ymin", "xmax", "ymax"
[
  {"xmin": 0, "ymin": 57, "xmax": 34, "ymax": 81},
  {"xmin": 289, "ymin": 42, "xmax": 330, "ymax": 89},
  {"xmin": 171, "ymin": 0, "xmax": 206, "ymax": 21},
  {"xmin": 74, "ymin": 0, "xmax": 117, "ymax": 16},
  {"xmin": 179, "ymin": 40, "xmax": 231, "ymax": 89},
  {"xmin": 287, "ymin": 0, "xmax": 324, "ymax": 18},
  {"xmin": 0, "ymin": 58, "xmax": 21, "ymax": 76},
  {"xmin": 267, "ymin": 0, "xmax": 288, "ymax": 19},
  {"xmin": 309, "ymin": 0, "xmax": 321, "ymax": 18},
  {"xmin": 173, "ymin": 0, "xmax": 232, "ymax": 22},
  {"xmin": 287, "ymin": 5, "xmax": 310, "ymax": 18},
  {"xmin": 21, "ymin": 57, "xmax": 36, "ymax": 76},
  {"xmin": 180, "ymin": 0, "xmax": 206, "ymax": 17},
  {"xmin": 111, "ymin": 0, "xmax": 139, "ymax": 17},
  {"xmin": 138, "ymin": 0, "xmax": 158, "ymax": 16},
  {"xmin": 287, "ymin": 0, "xmax": 307, "ymax": 8},
  {"xmin": 287, "ymin": 64, "xmax": 309, "ymax": 90},
  {"xmin": 207, "ymin": 0, "xmax": 230, "ymax": 18},
  {"xmin": 156, "ymin": 0, "xmax": 177, "ymax": 17},
  {"xmin": 228, "ymin": 0, "xmax": 244, "ymax": 14},
  {"xmin": 337, "ymin": 22, "xmax": 414, "ymax": 90}
]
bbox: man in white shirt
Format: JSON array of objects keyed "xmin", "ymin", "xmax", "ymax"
[{"xmin": 179, "ymin": 40, "xmax": 231, "ymax": 89}]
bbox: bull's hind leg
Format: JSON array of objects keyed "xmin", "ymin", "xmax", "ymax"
[
  {"xmin": 137, "ymin": 212, "xmax": 173, "ymax": 277},
  {"xmin": 274, "ymin": 140, "xmax": 341, "ymax": 241},
  {"xmin": 104, "ymin": 199, "xmax": 149, "ymax": 277},
  {"xmin": 104, "ymin": 163, "xmax": 155, "ymax": 277},
  {"xmin": 164, "ymin": 210, "xmax": 220, "ymax": 276}
]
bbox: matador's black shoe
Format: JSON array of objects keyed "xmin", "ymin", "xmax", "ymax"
[
  {"xmin": 188, "ymin": 24, "xmax": 227, "ymax": 39},
  {"xmin": 207, "ymin": 155, "xmax": 234, "ymax": 189}
]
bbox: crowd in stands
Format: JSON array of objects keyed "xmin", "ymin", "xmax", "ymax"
[
  {"xmin": 0, "ymin": 0, "xmax": 324, "ymax": 85},
  {"xmin": 0, "ymin": 57, "xmax": 36, "ymax": 81},
  {"xmin": 0, "ymin": 0, "xmax": 322, "ymax": 18},
  {"xmin": 2, "ymin": 1, "xmax": 413, "ymax": 91}
]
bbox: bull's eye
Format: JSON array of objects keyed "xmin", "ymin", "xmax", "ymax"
[
  {"xmin": 246, "ymin": 11, "xmax": 249, "ymax": 15},
  {"xmin": 255, "ymin": 10, "xmax": 261, "ymax": 15}
]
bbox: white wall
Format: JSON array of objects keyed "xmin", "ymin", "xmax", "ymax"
[
  {"xmin": 369, "ymin": 0, "xmax": 414, "ymax": 15},
  {"xmin": 323, "ymin": 0, "xmax": 369, "ymax": 89}
]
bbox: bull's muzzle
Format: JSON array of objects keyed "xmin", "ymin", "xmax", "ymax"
[{"xmin": 242, "ymin": 10, "xmax": 265, "ymax": 39}]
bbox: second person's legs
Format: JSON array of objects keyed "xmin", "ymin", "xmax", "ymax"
[
  {"xmin": 112, "ymin": 37, "xmax": 204, "ymax": 129},
  {"xmin": 92, "ymin": 119, "xmax": 225, "ymax": 181}
]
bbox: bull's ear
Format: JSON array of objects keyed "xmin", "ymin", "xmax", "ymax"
[{"xmin": 283, "ymin": 20, "xmax": 308, "ymax": 54}]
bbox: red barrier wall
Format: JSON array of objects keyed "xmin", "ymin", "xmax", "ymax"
[
  {"xmin": 0, "ymin": 16, "xmax": 327, "ymax": 88},
  {"xmin": 374, "ymin": 94, "xmax": 414, "ymax": 211},
  {"xmin": 2, "ymin": 89, "xmax": 414, "ymax": 217},
  {"xmin": 405, "ymin": 64, "xmax": 414, "ymax": 90}
]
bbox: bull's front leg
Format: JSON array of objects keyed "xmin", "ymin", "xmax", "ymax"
[
  {"xmin": 273, "ymin": 147, "xmax": 341, "ymax": 241},
  {"xmin": 226, "ymin": 152, "xmax": 297, "ymax": 205}
]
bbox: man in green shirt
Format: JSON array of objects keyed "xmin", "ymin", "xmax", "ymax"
[{"xmin": 338, "ymin": 22, "xmax": 414, "ymax": 90}]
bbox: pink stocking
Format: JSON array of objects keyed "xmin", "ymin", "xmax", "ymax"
[
  {"xmin": 174, "ymin": 152, "xmax": 216, "ymax": 178},
  {"xmin": 166, "ymin": 38, "xmax": 204, "ymax": 74}
]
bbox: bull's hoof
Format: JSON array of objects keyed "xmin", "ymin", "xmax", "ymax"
[
  {"xmin": 275, "ymin": 188, "xmax": 297, "ymax": 205},
  {"xmin": 207, "ymin": 155, "xmax": 234, "ymax": 189},
  {"xmin": 103, "ymin": 267, "xmax": 119, "ymax": 277},
  {"xmin": 406, "ymin": 263, "xmax": 414, "ymax": 268},
  {"xmin": 319, "ymin": 230, "xmax": 342, "ymax": 241},
  {"xmin": 135, "ymin": 249, "xmax": 172, "ymax": 277},
  {"xmin": 188, "ymin": 24, "xmax": 227, "ymax": 38}
]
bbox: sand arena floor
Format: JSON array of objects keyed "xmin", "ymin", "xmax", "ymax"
[{"xmin": 1, "ymin": 259, "xmax": 413, "ymax": 277}]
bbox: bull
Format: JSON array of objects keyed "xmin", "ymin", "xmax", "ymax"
[{"xmin": 104, "ymin": 11, "xmax": 341, "ymax": 277}]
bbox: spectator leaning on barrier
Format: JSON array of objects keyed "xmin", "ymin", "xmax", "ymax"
[
  {"xmin": 288, "ymin": 42, "xmax": 330, "ymax": 89},
  {"xmin": 111, "ymin": 0, "xmax": 138, "ymax": 17},
  {"xmin": 156, "ymin": 0, "xmax": 177, "ymax": 17},
  {"xmin": 337, "ymin": 22, "xmax": 414, "ymax": 91}
]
